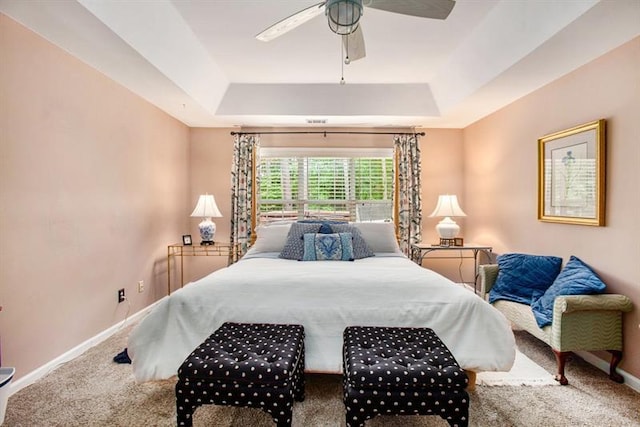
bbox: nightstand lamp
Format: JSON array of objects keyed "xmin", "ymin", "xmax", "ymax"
[
  {"xmin": 190, "ymin": 194, "xmax": 223, "ymax": 245},
  {"xmin": 429, "ymin": 195, "xmax": 467, "ymax": 241}
]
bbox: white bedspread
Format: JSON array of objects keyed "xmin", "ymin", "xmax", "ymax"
[{"xmin": 128, "ymin": 255, "xmax": 516, "ymax": 382}]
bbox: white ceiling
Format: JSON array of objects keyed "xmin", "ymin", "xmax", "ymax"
[{"xmin": 2, "ymin": 0, "xmax": 639, "ymax": 128}]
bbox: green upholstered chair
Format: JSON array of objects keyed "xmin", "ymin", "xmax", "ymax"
[{"xmin": 480, "ymin": 264, "xmax": 633, "ymax": 385}]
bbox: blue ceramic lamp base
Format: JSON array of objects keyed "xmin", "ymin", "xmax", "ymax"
[{"xmin": 198, "ymin": 218, "xmax": 216, "ymax": 245}]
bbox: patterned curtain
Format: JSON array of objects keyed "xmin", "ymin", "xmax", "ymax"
[
  {"xmin": 394, "ymin": 134, "xmax": 422, "ymax": 261},
  {"xmin": 229, "ymin": 134, "xmax": 260, "ymax": 264}
]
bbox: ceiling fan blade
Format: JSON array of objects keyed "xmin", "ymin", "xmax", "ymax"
[
  {"xmin": 343, "ymin": 25, "xmax": 366, "ymax": 62},
  {"xmin": 366, "ymin": 0, "xmax": 455, "ymax": 20},
  {"xmin": 256, "ymin": 2, "xmax": 326, "ymax": 42}
]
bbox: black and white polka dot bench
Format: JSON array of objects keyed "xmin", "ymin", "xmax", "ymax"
[
  {"xmin": 342, "ymin": 326, "xmax": 469, "ymax": 427},
  {"xmin": 176, "ymin": 322, "xmax": 305, "ymax": 427}
]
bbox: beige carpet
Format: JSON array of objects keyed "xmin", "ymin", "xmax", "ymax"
[{"xmin": 4, "ymin": 327, "xmax": 639, "ymax": 427}]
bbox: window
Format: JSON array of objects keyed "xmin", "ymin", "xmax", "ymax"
[{"xmin": 258, "ymin": 148, "xmax": 394, "ymax": 225}]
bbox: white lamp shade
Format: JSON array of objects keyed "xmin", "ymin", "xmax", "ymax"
[
  {"xmin": 190, "ymin": 194, "xmax": 222, "ymax": 218},
  {"xmin": 428, "ymin": 195, "xmax": 467, "ymax": 218},
  {"xmin": 429, "ymin": 195, "xmax": 466, "ymax": 239}
]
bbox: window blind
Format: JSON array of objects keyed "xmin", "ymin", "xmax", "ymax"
[{"xmin": 258, "ymin": 148, "xmax": 393, "ymax": 224}]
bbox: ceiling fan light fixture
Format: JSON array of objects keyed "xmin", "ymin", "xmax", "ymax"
[{"xmin": 326, "ymin": 0, "xmax": 363, "ymax": 35}]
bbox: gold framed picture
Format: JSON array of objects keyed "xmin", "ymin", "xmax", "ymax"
[{"xmin": 538, "ymin": 119, "xmax": 606, "ymax": 226}]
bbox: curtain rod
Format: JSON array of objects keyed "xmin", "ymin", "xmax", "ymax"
[{"xmin": 230, "ymin": 131, "xmax": 425, "ymax": 137}]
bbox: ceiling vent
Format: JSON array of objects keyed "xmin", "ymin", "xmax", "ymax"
[{"xmin": 306, "ymin": 118, "xmax": 328, "ymax": 124}]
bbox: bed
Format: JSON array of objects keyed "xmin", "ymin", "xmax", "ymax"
[{"xmin": 128, "ymin": 222, "xmax": 516, "ymax": 383}]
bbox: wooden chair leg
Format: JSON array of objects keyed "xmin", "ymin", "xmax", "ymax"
[
  {"xmin": 608, "ymin": 350, "xmax": 624, "ymax": 383},
  {"xmin": 552, "ymin": 350, "xmax": 569, "ymax": 385}
]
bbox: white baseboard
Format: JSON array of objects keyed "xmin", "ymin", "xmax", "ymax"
[
  {"xmin": 8, "ymin": 298, "xmax": 166, "ymax": 397},
  {"xmin": 575, "ymin": 350, "xmax": 640, "ymax": 393}
]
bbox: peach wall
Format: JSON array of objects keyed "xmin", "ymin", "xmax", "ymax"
[
  {"xmin": 184, "ymin": 128, "xmax": 236, "ymax": 284},
  {"xmin": 464, "ymin": 37, "xmax": 640, "ymax": 378},
  {"xmin": 419, "ymin": 129, "xmax": 481, "ymax": 280},
  {"xmin": 0, "ymin": 15, "xmax": 190, "ymax": 379}
]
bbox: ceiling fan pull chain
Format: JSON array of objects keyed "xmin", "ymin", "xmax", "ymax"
[
  {"xmin": 344, "ymin": 34, "xmax": 351, "ymax": 65},
  {"xmin": 340, "ymin": 38, "xmax": 346, "ymax": 85}
]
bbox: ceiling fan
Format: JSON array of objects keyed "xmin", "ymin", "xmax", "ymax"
[{"xmin": 256, "ymin": 0, "xmax": 456, "ymax": 63}]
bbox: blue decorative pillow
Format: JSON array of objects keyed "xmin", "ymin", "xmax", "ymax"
[
  {"xmin": 298, "ymin": 219, "xmax": 346, "ymax": 234},
  {"xmin": 531, "ymin": 256, "xmax": 607, "ymax": 328},
  {"xmin": 302, "ymin": 233, "xmax": 354, "ymax": 261},
  {"xmin": 279, "ymin": 223, "xmax": 322, "ymax": 260},
  {"xmin": 298, "ymin": 220, "xmax": 346, "ymax": 224},
  {"xmin": 488, "ymin": 253, "xmax": 562, "ymax": 305},
  {"xmin": 329, "ymin": 224, "xmax": 375, "ymax": 259}
]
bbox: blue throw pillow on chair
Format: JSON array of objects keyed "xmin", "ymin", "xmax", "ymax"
[
  {"xmin": 488, "ymin": 253, "xmax": 562, "ymax": 305},
  {"xmin": 531, "ymin": 256, "xmax": 607, "ymax": 328}
]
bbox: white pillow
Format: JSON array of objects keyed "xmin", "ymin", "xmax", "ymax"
[
  {"xmin": 248, "ymin": 223, "xmax": 292, "ymax": 253},
  {"xmin": 352, "ymin": 222, "xmax": 402, "ymax": 254}
]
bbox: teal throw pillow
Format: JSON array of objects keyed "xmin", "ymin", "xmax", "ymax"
[
  {"xmin": 302, "ymin": 232, "xmax": 354, "ymax": 261},
  {"xmin": 531, "ymin": 256, "xmax": 606, "ymax": 328}
]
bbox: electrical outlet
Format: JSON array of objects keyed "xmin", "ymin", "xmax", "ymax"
[
  {"xmin": 118, "ymin": 288, "xmax": 125, "ymax": 303},
  {"xmin": 138, "ymin": 280, "xmax": 144, "ymax": 293}
]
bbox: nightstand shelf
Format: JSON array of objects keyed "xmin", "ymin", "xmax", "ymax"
[{"xmin": 167, "ymin": 243, "xmax": 242, "ymax": 295}]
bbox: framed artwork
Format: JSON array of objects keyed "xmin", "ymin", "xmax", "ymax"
[
  {"xmin": 182, "ymin": 234, "xmax": 192, "ymax": 246},
  {"xmin": 538, "ymin": 119, "xmax": 606, "ymax": 226}
]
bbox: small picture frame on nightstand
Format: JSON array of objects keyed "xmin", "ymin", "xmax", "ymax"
[
  {"xmin": 182, "ymin": 234, "xmax": 192, "ymax": 246},
  {"xmin": 453, "ymin": 237, "xmax": 464, "ymax": 247},
  {"xmin": 439, "ymin": 238, "xmax": 455, "ymax": 247}
]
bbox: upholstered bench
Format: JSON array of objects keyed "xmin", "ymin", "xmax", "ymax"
[
  {"xmin": 342, "ymin": 326, "xmax": 469, "ymax": 427},
  {"xmin": 176, "ymin": 322, "xmax": 305, "ymax": 427}
]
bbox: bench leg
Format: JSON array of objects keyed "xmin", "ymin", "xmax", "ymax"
[
  {"xmin": 269, "ymin": 406, "xmax": 293, "ymax": 427},
  {"xmin": 345, "ymin": 410, "xmax": 369, "ymax": 427},
  {"xmin": 176, "ymin": 396, "xmax": 198, "ymax": 427},
  {"xmin": 293, "ymin": 347, "xmax": 306, "ymax": 402},
  {"xmin": 265, "ymin": 393, "xmax": 295, "ymax": 427},
  {"xmin": 441, "ymin": 392, "xmax": 470, "ymax": 427},
  {"xmin": 608, "ymin": 350, "xmax": 624, "ymax": 383},
  {"xmin": 552, "ymin": 350, "xmax": 569, "ymax": 385},
  {"xmin": 444, "ymin": 415, "xmax": 469, "ymax": 427}
]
